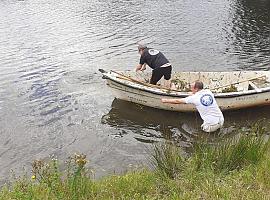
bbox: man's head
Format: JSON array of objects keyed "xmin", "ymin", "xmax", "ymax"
[
  {"xmin": 191, "ymin": 80, "xmax": 203, "ymax": 94},
  {"xmin": 138, "ymin": 44, "xmax": 147, "ymax": 54}
]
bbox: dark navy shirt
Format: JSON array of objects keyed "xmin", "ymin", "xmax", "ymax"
[{"xmin": 139, "ymin": 48, "xmax": 170, "ymax": 69}]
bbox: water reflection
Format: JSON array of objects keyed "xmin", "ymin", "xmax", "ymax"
[
  {"xmin": 102, "ymin": 99, "xmax": 198, "ymax": 144},
  {"xmin": 102, "ymin": 99, "xmax": 270, "ymax": 146},
  {"xmin": 102, "ymin": 99, "xmax": 235, "ymax": 150}
]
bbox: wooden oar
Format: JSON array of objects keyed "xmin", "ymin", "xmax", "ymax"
[
  {"xmin": 212, "ymin": 75, "xmax": 266, "ymax": 90},
  {"xmin": 111, "ymin": 70, "xmax": 182, "ymax": 93}
]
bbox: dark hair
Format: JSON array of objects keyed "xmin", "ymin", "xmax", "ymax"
[{"xmin": 194, "ymin": 81, "xmax": 203, "ymax": 90}]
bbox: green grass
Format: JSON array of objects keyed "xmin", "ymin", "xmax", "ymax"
[
  {"xmin": 192, "ymin": 131, "xmax": 268, "ymax": 173},
  {"xmin": 1, "ymin": 121, "xmax": 270, "ymax": 199}
]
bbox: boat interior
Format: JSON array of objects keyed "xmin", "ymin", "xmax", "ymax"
[{"xmin": 120, "ymin": 71, "xmax": 270, "ymax": 93}]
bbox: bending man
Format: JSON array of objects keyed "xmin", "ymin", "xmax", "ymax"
[
  {"xmin": 162, "ymin": 81, "xmax": 224, "ymax": 132},
  {"xmin": 136, "ymin": 44, "xmax": 172, "ymax": 86}
]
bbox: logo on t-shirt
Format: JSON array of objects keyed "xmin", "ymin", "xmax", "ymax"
[
  {"xmin": 200, "ymin": 94, "xmax": 213, "ymax": 106},
  {"xmin": 148, "ymin": 49, "xmax": 159, "ymax": 55}
]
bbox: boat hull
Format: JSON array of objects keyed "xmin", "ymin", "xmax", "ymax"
[{"xmin": 106, "ymin": 79, "xmax": 270, "ymax": 112}]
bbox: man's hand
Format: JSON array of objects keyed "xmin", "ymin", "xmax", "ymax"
[
  {"xmin": 135, "ymin": 64, "xmax": 142, "ymax": 72},
  {"xmin": 135, "ymin": 64, "xmax": 146, "ymax": 72},
  {"xmin": 141, "ymin": 64, "xmax": 146, "ymax": 71}
]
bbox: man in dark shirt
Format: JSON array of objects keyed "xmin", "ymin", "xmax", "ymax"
[{"xmin": 135, "ymin": 44, "xmax": 172, "ymax": 86}]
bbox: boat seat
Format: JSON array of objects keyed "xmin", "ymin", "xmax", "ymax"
[{"xmin": 248, "ymin": 81, "xmax": 262, "ymax": 92}]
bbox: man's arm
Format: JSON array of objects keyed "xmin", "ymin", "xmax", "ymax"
[
  {"xmin": 135, "ymin": 63, "xmax": 146, "ymax": 72},
  {"xmin": 161, "ymin": 98, "xmax": 186, "ymax": 104}
]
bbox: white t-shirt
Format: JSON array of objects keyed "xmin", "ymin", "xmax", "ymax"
[{"xmin": 183, "ymin": 89, "xmax": 224, "ymax": 125}]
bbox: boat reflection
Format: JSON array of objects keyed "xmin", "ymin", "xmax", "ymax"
[
  {"xmin": 102, "ymin": 99, "xmax": 270, "ymax": 147},
  {"xmin": 102, "ymin": 99, "xmax": 225, "ymax": 149}
]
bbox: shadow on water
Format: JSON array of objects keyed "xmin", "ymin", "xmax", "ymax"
[
  {"xmin": 101, "ymin": 99, "xmax": 201, "ymax": 149},
  {"xmin": 102, "ymin": 99, "xmax": 270, "ymax": 149}
]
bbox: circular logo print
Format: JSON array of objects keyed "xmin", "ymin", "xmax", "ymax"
[
  {"xmin": 200, "ymin": 94, "xmax": 213, "ymax": 106},
  {"xmin": 148, "ymin": 49, "xmax": 159, "ymax": 55}
]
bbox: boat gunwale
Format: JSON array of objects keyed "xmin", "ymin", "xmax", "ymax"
[{"xmin": 102, "ymin": 71, "xmax": 270, "ymax": 98}]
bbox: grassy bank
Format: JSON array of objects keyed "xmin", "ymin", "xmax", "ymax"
[{"xmin": 1, "ymin": 122, "xmax": 270, "ymax": 200}]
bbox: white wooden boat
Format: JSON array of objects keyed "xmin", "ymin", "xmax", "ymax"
[{"xmin": 99, "ymin": 69, "xmax": 270, "ymax": 112}]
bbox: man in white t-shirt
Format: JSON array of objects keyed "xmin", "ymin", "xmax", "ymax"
[{"xmin": 161, "ymin": 81, "xmax": 224, "ymax": 132}]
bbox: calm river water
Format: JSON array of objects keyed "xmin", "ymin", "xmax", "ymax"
[{"xmin": 0, "ymin": 0, "xmax": 270, "ymax": 182}]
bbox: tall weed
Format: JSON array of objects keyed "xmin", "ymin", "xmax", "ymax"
[
  {"xmin": 193, "ymin": 120, "xmax": 269, "ymax": 173},
  {"xmin": 150, "ymin": 142, "xmax": 186, "ymax": 179}
]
